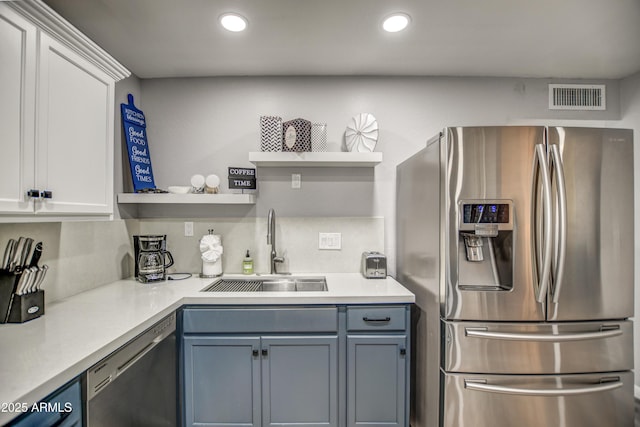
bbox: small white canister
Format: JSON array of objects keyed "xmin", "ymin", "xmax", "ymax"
[{"xmin": 200, "ymin": 229, "xmax": 223, "ymax": 277}]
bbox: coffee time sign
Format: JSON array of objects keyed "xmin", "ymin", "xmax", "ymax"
[
  {"xmin": 228, "ymin": 167, "xmax": 257, "ymax": 190},
  {"xmin": 121, "ymin": 94, "xmax": 156, "ymax": 192}
]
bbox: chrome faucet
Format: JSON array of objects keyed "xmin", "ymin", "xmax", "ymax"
[{"xmin": 267, "ymin": 209, "xmax": 285, "ymax": 274}]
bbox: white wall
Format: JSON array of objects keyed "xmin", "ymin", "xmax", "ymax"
[{"xmin": 138, "ymin": 76, "xmax": 621, "ymax": 275}]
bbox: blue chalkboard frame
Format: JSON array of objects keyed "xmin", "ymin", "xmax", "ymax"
[{"xmin": 121, "ymin": 94, "xmax": 156, "ymax": 192}]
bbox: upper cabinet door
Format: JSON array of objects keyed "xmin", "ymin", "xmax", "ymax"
[
  {"xmin": 36, "ymin": 32, "xmax": 115, "ymax": 215},
  {"xmin": 0, "ymin": 6, "xmax": 36, "ymax": 214}
]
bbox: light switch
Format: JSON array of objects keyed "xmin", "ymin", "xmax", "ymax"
[
  {"xmin": 184, "ymin": 221, "xmax": 194, "ymax": 237},
  {"xmin": 292, "ymin": 174, "xmax": 301, "ymax": 189},
  {"xmin": 319, "ymin": 232, "xmax": 342, "ymax": 250}
]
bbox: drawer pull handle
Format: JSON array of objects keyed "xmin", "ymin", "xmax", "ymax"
[
  {"xmin": 363, "ymin": 316, "xmax": 391, "ymax": 323},
  {"xmin": 464, "ymin": 326, "xmax": 622, "ymax": 342}
]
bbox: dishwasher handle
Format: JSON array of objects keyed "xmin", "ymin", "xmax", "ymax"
[{"xmin": 116, "ymin": 335, "xmax": 166, "ymax": 377}]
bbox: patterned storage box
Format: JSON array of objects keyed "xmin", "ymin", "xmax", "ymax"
[
  {"xmin": 311, "ymin": 123, "xmax": 328, "ymax": 152},
  {"xmin": 282, "ymin": 118, "xmax": 311, "ymax": 152},
  {"xmin": 260, "ymin": 116, "xmax": 283, "ymax": 152}
]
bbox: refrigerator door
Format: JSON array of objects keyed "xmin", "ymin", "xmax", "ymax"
[
  {"xmin": 442, "ymin": 320, "xmax": 633, "ymax": 374},
  {"xmin": 547, "ymin": 127, "xmax": 634, "ymax": 321},
  {"xmin": 444, "ymin": 126, "xmax": 545, "ymax": 321},
  {"xmin": 442, "ymin": 371, "xmax": 633, "ymax": 427}
]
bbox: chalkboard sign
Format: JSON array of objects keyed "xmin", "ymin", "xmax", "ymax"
[
  {"xmin": 228, "ymin": 167, "xmax": 257, "ymax": 190},
  {"xmin": 121, "ymin": 94, "xmax": 156, "ymax": 192}
]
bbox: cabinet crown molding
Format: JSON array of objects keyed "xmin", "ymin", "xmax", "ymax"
[{"xmin": 7, "ymin": 0, "xmax": 130, "ymax": 81}]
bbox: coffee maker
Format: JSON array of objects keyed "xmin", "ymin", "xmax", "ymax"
[{"xmin": 133, "ymin": 235, "xmax": 174, "ymax": 283}]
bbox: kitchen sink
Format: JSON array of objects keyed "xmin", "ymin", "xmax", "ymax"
[{"xmin": 202, "ymin": 276, "xmax": 328, "ymax": 292}]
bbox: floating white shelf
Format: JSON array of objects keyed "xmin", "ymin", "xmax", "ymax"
[
  {"xmin": 248, "ymin": 151, "xmax": 382, "ymax": 167},
  {"xmin": 117, "ymin": 193, "xmax": 256, "ymax": 205}
]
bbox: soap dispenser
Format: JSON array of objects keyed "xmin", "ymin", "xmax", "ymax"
[{"xmin": 242, "ymin": 250, "xmax": 254, "ymax": 275}]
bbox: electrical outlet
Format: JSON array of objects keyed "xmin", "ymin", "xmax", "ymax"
[
  {"xmin": 292, "ymin": 174, "xmax": 301, "ymax": 189},
  {"xmin": 184, "ymin": 221, "xmax": 194, "ymax": 237},
  {"xmin": 319, "ymin": 232, "xmax": 342, "ymax": 250}
]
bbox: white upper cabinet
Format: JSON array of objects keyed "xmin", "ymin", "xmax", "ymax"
[
  {"xmin": 0, "ymin": 0, "xmax": 129, "ymax": 220},
  {"xmin": 0, "ymin": 7, "xmax": 37, "ymax": 214}
]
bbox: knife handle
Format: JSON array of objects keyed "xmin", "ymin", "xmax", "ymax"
[{"xmin": 29, "ymin": 242, "xmax": 43, "ymax": 268}]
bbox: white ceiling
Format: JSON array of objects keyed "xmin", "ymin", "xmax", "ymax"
[{"xmin": 42, "ymin": 0, "xmax": 640, "ymax": 80}]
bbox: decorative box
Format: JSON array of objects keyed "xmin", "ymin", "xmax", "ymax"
[
  {"xmin": 282, "ymin": 118, "xmax": 312, "ymax": 152},
  {"xmin": 260, "ymin": 116, "xmax": 283, "ymax": 152},
  {"xmin": 311, "ymin": 123, "xmax": 328, "ymax": 152}
]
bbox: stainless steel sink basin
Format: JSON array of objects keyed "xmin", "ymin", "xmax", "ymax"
[{"xmin": 203, "ymin": 276, "xmax": 328, "ymax": 292}]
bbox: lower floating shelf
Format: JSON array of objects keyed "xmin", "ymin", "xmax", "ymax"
[{"xmin": 117, "ymin": 193, "xmax": 256, "ymax": 205}]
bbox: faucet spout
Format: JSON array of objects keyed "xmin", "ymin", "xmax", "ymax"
[
  {"xmin": 267, "ymin": 208, "xmax": 276, "ymax": 247},
  {"xmin": 267, "ymin": 209, "xmax": 284, "ymax": 274}
]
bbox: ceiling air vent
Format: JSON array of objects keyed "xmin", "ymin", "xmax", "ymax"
[{"xmin": 549, "ymin": 84, "xmax": 606, "ymax": 110}]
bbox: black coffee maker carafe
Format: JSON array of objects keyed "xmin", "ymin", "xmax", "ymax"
[{"xmin": 133, "ymin": 235, "xmax": 174, "ymax": 283}]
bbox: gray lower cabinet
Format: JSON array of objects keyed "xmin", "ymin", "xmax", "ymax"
[
  {"xmin": 347, "ymin": 336, "xmax": 406, "ymax": 427},
  {"xmin": 181, "ymin": 305, "xmax": 409, "ymax": 427},
  {"xmin": 262, "ymin": 336, "xmax": 338, "ymax": 427},
  {"xmin": 183, "ymin": 336, "xmax": 261, "ymax": 427},
  {"xmin": 182, "ymin": 307, "xmax": 339, "ymax": 427},
  {"xmin": 346, "ymin": 305, "xmax": 409, "ymax": 427}
]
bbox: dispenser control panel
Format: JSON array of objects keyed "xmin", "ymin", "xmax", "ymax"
[
  {"xmin": 463, "ymin": 203, "xmax": 510, "ymax": 224},
  {"xmin": 458, "ymin": 200, "xmax": 513, "ymax": 231}
]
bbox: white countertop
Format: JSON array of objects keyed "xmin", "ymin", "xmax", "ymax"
[{"xmin": 0, "ymin": 273, "xmax": 413, "ymax": 424}]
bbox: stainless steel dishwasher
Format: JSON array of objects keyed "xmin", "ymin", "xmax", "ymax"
[{"xmin": 85, "ymin": 312, "xmax": 177, "ymax": 427}]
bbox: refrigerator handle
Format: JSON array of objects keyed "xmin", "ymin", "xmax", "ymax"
[
  {"xmin": 464, "ymin": 326, "xmax": 622, "ymax": 342},
  {"xmin": 550, "ymin": 144, "xmax": 567, "ymax": 304},
  {"xmin": 532, "ymin": 144, "xmax": 553, "ymax": 303},
  {"xmin": 464, "ymin": 378, "xmax": 623, "ymax": 396}
]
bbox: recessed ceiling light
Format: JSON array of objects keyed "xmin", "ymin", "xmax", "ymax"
[
  {"xmin": 382, "ymin": 13, "xmax": 410, "ymax": 33},
  {"xmin": 220, "ymin": 13, "xmax": 248, "ymax": 32}
]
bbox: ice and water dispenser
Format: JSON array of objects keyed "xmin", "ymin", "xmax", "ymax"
[{"xmin": 458, "ymin": 200, "xmax": 513, "ymax": 290}]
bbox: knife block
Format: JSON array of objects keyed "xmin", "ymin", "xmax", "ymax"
[
  {"xmin": 0, "ymin": 270, "xmax": 45, "ymax": 324},
  {"xmin": 4, "ymin": 290, "xmax": 45, "ymax": 323},
  {"xmin": 0, "ymin": 270, "xmax": 19, "ymax": 322}
]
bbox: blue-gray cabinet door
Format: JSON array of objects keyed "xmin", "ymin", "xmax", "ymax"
[
  {"xmin": 261, "ymin": 336, "xmax": 339, "ymax": 427},
  {"xmin": 347, "ymin": 335, "xmax": 407, "ymax": 427},
  {"xmin": 183, "ymin": 336, "xmax": 261, "ymax": 427}
]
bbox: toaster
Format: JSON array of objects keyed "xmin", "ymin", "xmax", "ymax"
[{"xmin": 361, "ymin": 251, "xmax": 387, "ymax": 279}]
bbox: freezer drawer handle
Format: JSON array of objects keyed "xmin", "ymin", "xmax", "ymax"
[
  {"xmin": 464, "ymin": 378, "xmax": 622, "ymax": 396},
  {"xmin": 464, "ymin": 326, "xmax": 622, "ymax": 342}
]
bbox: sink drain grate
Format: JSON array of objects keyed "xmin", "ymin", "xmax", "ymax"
[{"xmin": 205, "ymin": 279, "xmax": 263, "ymax": 292}]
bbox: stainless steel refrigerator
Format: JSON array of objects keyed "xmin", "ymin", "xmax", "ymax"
[{"xmin": 396, "ymin": 126, "xmax": 634, "ymax": 427}]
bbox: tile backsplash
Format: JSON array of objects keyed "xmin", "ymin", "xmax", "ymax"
[
  {"xmin": 139, "ymin": 217, "xmax": 384, "ymax": 275},
  {"xmin": 0, "ymin": 220, "xmax": 138, "ymax": 303},
  {"xmin": 0, "ymin": 217, "xmax": 383, "ymax": 303}
]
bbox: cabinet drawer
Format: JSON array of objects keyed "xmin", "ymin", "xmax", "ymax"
[
  {"xmin": 8, "ymin": 378, "xmax": 82, "ymax": 427},
  {"xmin": 183, "ymin": 307, "xmax": 338, "ymax": 333},
  {"xmin": 347, "ymin": 306, "xmax": 407, "ymax": 331}
]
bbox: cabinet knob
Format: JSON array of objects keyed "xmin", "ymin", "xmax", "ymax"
[
  {"xmin": 400, "ymin": 348, "xmax": 406, "ymax": 356},
  {"xmin": 261, "ymin": 349, "xmax": 268, "ymax": 357},
  {"xmin": 40, "ymin": 190, "xmax": 53, "ymax": 199},
  {"xmin": 27, "ymin": 189, "xmax": 40, "ymax": 198},
  {"xmin": 252, "ymin": 349, "xmax": 259, "ymax": 357}
]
